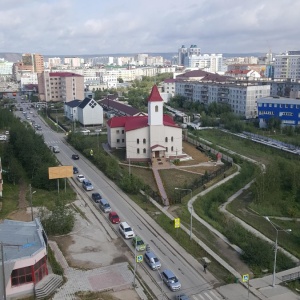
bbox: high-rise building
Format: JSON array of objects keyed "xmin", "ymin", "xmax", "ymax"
[
  {"xmin": 188, "ymin": 53, "xmax": 223, "ymax": 73},
  {"xmin": 22, "ymin": 53, "xmax": 44, "ymax": 73},
  {"xmin": 48, "ymin": 57, "xmax": 62, "ymax": 68},
  {"xmin": 178, "ymin": 44, "xmax": 201, "ymax": 66},
  {"xmin": 38, "ymin": 71, "xmax": 84, "ymax": 102},
  {"xmin": 274, "ymin": 51, "xmax": 300, "ymax": 80}
]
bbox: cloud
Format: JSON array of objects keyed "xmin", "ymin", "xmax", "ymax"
[{"xmin": 0, "ymin": 0, "xmax": 300, "ymax": 55}]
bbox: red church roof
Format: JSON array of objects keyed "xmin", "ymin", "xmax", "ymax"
[
  {"xmin": 107, "ymin": 114, "xmax": 178, "ymax": 132},
  {"xmin": 148, "ymin": 85, "xmax": 163, "ymax": 102}
]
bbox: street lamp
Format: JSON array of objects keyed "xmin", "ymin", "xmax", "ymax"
[
  {"xmin": 264, "ymin": 216, "xmax": 291, "ymax": 287},
  {"xmin": 29, "ymin": 184, "xmax": 36, "ymax": 221},
  {"xmin": 175, "ymin": 188, "xmax": 193, "ymax": 240}
]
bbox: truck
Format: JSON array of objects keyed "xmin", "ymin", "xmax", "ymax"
[{"xmin": 52, "ymin": 146, "xmax": 60, "ymax": 153}]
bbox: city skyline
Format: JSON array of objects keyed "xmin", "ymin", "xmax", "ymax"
[{"xmin": 1, "ymin": 0, "xmax": 300, "ymax": 55}]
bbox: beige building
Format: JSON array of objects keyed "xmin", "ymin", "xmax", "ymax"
[
  {"xmin": 38, "ymin": 71, "xmax": 84, "ymax": 102},
  {"xmin": 107, "ymin": 85, "xmax": 182, "ymax": 162}
]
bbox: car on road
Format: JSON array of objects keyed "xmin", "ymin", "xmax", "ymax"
[
  {"xmin": 108, "ymin": 211, "xmax": 120, "ymax": 224},
  {"xmin": 82, "ymin": 179, "xmax": 94, "ymax": 191},
  {"xmin": 119, "ymin": 222, "xmax": 135, "ymax": 239},
  {"xmin": 81, "ymin": 129, "xmax": 90, "ymax": 135},
  {"xmin": 132, "ymin": 236, "xmax": 146, "ymax": 251},
  {"xmin": 73, "ymin": 167, "xmax": 79, "ymax": 174},
  {"xmin": 72, "ymin": 154, "xmax": 80, "ymax": 160},
  {"xmin": 76, "ymin": 174, "xmax": 85, "ymax": 182},
  {"xmin": 161, "ymin": 269, "xmax": 181, "ymax": 291},
  {"xmin": 99, "ymin": 198, "xmax": 111, "ymax": 213},
  {"xmin": 91, "ymin": 192, "xmax": 102, "ymax": 203},
  {"xmin": 144, "ymin": 251, "xmax": 161, "ymax": 270}
]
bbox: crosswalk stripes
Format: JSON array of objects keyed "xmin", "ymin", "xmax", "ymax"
[{"xmin": 192, "ymin": 290, "xmax": 222, "ymax": 300}]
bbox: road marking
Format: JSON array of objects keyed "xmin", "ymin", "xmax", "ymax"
[
  {"xmin": 192, "ymin": 294, "xmax": 205, "ymax": 300},
  {"xmin": 203, "ymin": 292, "xmax": 214, "ymax": 300}
]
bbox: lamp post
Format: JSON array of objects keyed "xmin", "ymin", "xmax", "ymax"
[
  {"xmin": 29, "ymin": 184, "xmax": 36, "ymax": 221},
  {"xmin": 175, "ymin": 188, "xmax": 193, "ymax": 240},
  {"xmin": 265, "ymin": 216, "xmax": 291, "ymax": 287}
]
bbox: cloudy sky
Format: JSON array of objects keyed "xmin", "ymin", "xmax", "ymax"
[{"xmin": 1, "ymin": 0, "xmax": 299, "ymax": 56}]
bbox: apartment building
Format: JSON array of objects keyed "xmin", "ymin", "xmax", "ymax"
[
  {"xmin": 188, "ymin": 53, "xmax": 223, "ymax": 73},
  {"xmin": 38, "ymin": 71, "xmax": 84, "ymax": 102},
  {"xmin": 48, "ymin": 57, "xmax": 62, "ymax": 68},
  {"xmin": 175, "ymin": 80, "xmax": 270, "ymax": 119},
  {"xmin": 274, "ymin": 51, "xmax": 300, "ymax": 80},
  {"xmin": 0, "ymin": 59, "xmax": 13, "ymax": 81},
  {"xmin": 178, "ymin": 44, "xmax": 201, "ymax": 66},
  {"xmin": 22, "ymin": 53, "xmax": 44, "ymax": 73},
  {"xmin": 64, "ymin": 57, "xmax": 83, "ymax": 67}
]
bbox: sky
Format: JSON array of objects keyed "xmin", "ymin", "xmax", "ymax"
[{"xmin": 1, "ymin": 0, "xmax": 300, "ymax": 56}]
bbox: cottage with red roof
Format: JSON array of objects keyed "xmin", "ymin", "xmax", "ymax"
[{"xmin": 107, "ymin": 85, "xmax": 182, "ymax": 161}]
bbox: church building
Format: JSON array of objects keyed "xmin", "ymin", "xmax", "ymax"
[{"xmin": 107, "ymin": 85, "xmax": 183, "ymax": 162}]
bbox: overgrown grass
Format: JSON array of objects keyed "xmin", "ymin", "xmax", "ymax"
[
  {"xmin": 0, "ymin": 182, "xmax": 19, "ymax": 218},
  {"xmin": 48, "ymin": 246, "xmax": 64, "ymax": 275}
]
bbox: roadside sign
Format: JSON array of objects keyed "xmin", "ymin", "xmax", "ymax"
[
  {"xmin": 174, "ymin": 218, "xmax": 180, "ymax": 228},
  {"xmin": 136, "ymin": 255, "xmax": 143, "ymax": 263},
  {"xmin": 242, "ymin": 274, "xmax": 249, "ymax": 282}
]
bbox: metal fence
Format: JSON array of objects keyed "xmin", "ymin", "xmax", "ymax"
[{"xmin": 282, "ymin": 271, "xmax": 300, "ymax": 282}]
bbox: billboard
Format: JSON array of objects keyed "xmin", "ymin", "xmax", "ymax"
[{"xmin": 48, "ymin": 166, "xmax": 73, "ymax": 179}]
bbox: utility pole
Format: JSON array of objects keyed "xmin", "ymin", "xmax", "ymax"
[
  {"xmin": 29, "ymin": 184, "xmax": 36, "ymax": 221},
  {"xmin": 1, "ymin": 242, "xmax": 6, "ymax": 300}
]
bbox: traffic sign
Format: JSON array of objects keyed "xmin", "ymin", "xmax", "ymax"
[
  {"xmin": 242, "ymin": 274, "xmax": 249, "ymax": 282},
  {"xmin": 136, "ymin": 255, "xmax": 143, "ymax": 263},
  {"xmin": 174, "ymin": 218, "xmax": 180, "ymax": 228}
]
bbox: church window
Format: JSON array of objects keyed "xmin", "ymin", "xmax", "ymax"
[
  {"xmin": 122, "ymin": 130, "xmax": 124, "ymax": 134},
  {"xmin": 155, "ymin": 105, "xmax": 158, "ymax": 112},
  {"xmin": 166, "ymin": 147, "xmax": 168, "ymax": 152},
  {"xmin": 117, "ymin": 139, "xmax": 120, "ymax": 143},
  {"xmin": 137, "ymin": 138, "xmax": 139, "ymax": 144},
  {"xmin": 171, "ymin": 146, "xmax": 174, "ymax": 151},
  {"xmin": 165, "ymin": 137, "xmax": 168, "ymax": 142},
  {"xmin": 171, "ymin": 136, "xmax": 174, "ymax": 142},
  {"xmin": 122, "ymin": 139, "xmax": 124, "ymax": 142},
  {"xmin": 143, "ymin": 148, "xmax": 146, "ymax": 153},
  {"xmin": 137, "ymin": 148, "xmax": 140, "ymax": 154},
  {"xmin": 116, "ymin": 130, "xmax": 119, "ymax": 134},
  {"xmin": 143, "ymin": 138, "xmax": 146, "ymax": 144}
]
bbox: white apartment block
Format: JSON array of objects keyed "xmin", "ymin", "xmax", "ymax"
[
  {"xmin": 175, "ymin": 81, "xmax": 270, "ymax": 119},
  {"xmin": 188, "ymin": 54, "xmax": 223, "ymax": 73},
  {"xmin": 274, "ymin": 51, "xmax": 300, "ymax": 80},
  {"xmin": 64, "ymin": 57, "xmax": 83, "ymax": 67},
  {"xmin": 48, "ymin": 57, "xmax": 61, "ymax": 68},
  {"xmin": 0, "ymin": 59, "xmax": 13, "ymax": 80},
  {"xmin": 20, "ymin": 73, "xmax": 38, "ymax": 87}
]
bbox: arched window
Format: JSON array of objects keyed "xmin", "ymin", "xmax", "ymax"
[
  {"xmin": 143, "ymin": 148, "xmax": 146, "ymax": 153},
  {"xmin": 137, "ymin": 138, "xmax": 139, "ymax": 144},
  {"xmin": 155, "ymin": 105, "xmax": 158, "ymax": 112},
  {"xmin": 166, "ymin": 147, "xmax": 168, "ymax": 152},
  {"xmin": 143, "ymin": 138, "xmax": 146, "ymax": 144},
  {"xmin": 171, "ymin": 146, "xmax": 174, "ymax": 151},
  {"xmin": 137, "ymin": 148, "xmax": 140, "ymax": 154},
  {"xmin": 171, "ymin": 136, "xmax": 174, "ymax": 142},
  {"xmin": 165, "ymin": 137, "xmax": 168, "ymax": 142}
]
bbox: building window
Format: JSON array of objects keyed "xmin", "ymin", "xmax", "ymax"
[
  {"xmin": 155, "ymin": 105, "xmax": 158, "ymax": 112},
  {"xmin": 117, "ymin": 139, "xmax": 120, "ymax": 143},
  {"xmin": 11, "ymin": 266, "xmax": 33, "ymax": 286},
  {"xmin": 166, "ymin": 147, "xmax": 168, "ymax": 152},
  {"xmin": 122, "ymin": 130, "xmax": 124, "ymax": 134},
  {"xmin": 143, "ymin": 148, "xmax": 146, "ymax": 153},
  {"xmin": 171, "ymin": 146, "xmax": 174, "ymax": 151},
  {"xmin": 116, "ymin": 130, "xmax": 119, "ymax": 134},
  {"xmin": 137, "ymin": 148, "xmax": 140, "ymax": 154},
  {"xmin": 165, "ymin": 137, "xmax": 168, "ymax": 142},
  {"xmin": 122, "ymin": 139, "xmax": 124, "ymax": 142},
  {"xmin": 143, "ymin": 138, "xmax": 146, "ymax": 144},
  {"xmin": 171, "ymin": 136, "xmax": 173, "ymax": 142},
  {"xmin": 137, "ymin": 138, "xmax": 139, "ymax": 144}
]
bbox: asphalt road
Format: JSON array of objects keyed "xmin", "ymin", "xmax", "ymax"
[{"xmin": 14, "ymin": 99, "xmax": 223, "ymax": 300}]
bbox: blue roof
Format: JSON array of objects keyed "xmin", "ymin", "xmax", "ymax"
[
  {"xmin": 78, "ymin": 97, "xmax": 94, "ymax": 109},
  {"xmin": 0, "ymin": 219, "xmax": 46, "ymax": 262},
  {"xmin": 65, "ymin": 100, "xmax": 81, "ymax": 108}
]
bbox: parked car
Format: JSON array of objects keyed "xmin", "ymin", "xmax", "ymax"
[
  {"xmin": 176, "ymin": 294, "xmax": 190, "ymax": 300},
  {"xmin": 108, "ymin": 211, "xmax": 120, "ymax": 224},
  {"xmin": 91, "ymin": 192, "xmax": 102, "ymax": 203},
  {"xmin": 72, "ymin": 154, "xmax": 79, "ymax": 160},
  {"xmin": 76, "ymin": 174, "xmax": 85, "ymax": 182},
  {"xmin": 82, "ymin": 179, "xmax": 94, "ymax": 191},
  {"xmin": 144, "ymin": 251, "xmax": 161, "ymax": 270},
  {"xmin": 132, "ymin": 236, "xmax": 146, "ymax": 251},
  {"xmin": 161, "ymin": 269, "xmax": 181, "ymax": 291},
  {"xmin": 81, "ymin": 129, "xmax": 90, "ymax": 135},
  {"xmin": 73, "ymin": 167, "xmax": 79, "ymax": 174},
  {"xmin": 99, "ymin": 198, "xmax": 111, "ymax": 213},
  {"xmin": 119, "ymin": 222, "xmax": 135, "ymax": 239}
]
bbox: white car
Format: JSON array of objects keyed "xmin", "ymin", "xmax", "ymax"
[
  {"xmin": 119, "ymin": 222, "xmax": 135, "ymax": 239},
  {"xmin": 76, "ymin": 174, "xmax": 85, "ymax": 182}
]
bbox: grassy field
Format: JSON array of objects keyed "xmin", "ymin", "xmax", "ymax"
[{"xmin": 0, "ymin": 183, "xmax": 19, "ymax": 219}]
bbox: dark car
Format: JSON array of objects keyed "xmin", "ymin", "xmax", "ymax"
[
  {"xmin": 73, "ymin": 167, "xmax": 79, "ymax": 174},
  {"xmin": 72, "ymin": 154, "xmax": 80, "ymax": 160},
  {"xmin": 91, "ymin": 192, "xmax": 102, "ymax": 203}
]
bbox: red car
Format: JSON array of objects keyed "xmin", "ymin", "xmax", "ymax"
[{"xmin": 109, "ymin": 211, "xmax": 120, "ymax": 224}]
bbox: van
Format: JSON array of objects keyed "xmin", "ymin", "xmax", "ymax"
[
  {"xmin": 161, "ymin": 269, "xmax": 181, "ymax": 291},
  {"xmin": 144, "ymin": 251, "xmax": 161, "ymax": 270},
  {"xmin": 99, "ymin": 199, "xmax": 111, "ymax": 213},
  {"xmin": 82, "ymin": 179, "xmax": 94, "ymax": 191}
]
